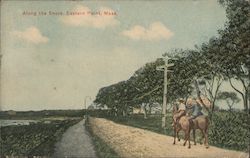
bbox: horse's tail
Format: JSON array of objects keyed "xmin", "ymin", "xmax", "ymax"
[
  {"xmin": 204, "ymin": 116, "xmax": 209, "ymax": 133},
  {"xmin": 188, "ymin": 118, "xmax": 194, "ymax": 129},
  {"xmin": 205, "ymin": 116, "xmax": 209, "ymax": 126}
]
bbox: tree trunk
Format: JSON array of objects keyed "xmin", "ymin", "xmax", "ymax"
[
  {"xmin": 114, "ymin": 108, "xmax": 118, "ymax": 116},
  {"xmin": 211, "ymin": 79, "xmax": 222, "ymax": 113},
  {"xmin": 194, "ymin": 80, "xmax": 210, "ymax": 112},
  {"xmin": 229, "ymin": 78, "xmax": 248, "ymax": 112},
  {"xmin": 121, "ymin": 104, "xmax": 129, "ymax": 117},
  {"xmin": 142, "ymin": 103, "xmax": 148, "ymax": 119},
  {"xmin": 122, "ymin": 110, "xmax": 126, "ymax": 117},
  {"xmin": 247, "ymin": 86, "xmax": 249, "ymax": 112},
  {"xmin": 194, "ymin": 80, "xmax": 213, "ymax": 120},
  {"xmin": 148, "ymin": 104, "xmax": 152, "ymax": 115},
  {"xmin": 227, "ymin": 100, "xmax": 233, "ymax": 111},
  {"xmin": 244, "ymin": 90, "xmax": 249, "ymax": 113}
]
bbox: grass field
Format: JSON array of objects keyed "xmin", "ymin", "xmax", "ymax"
[{"xmin": 0, "ymin": 118, "xmax": 82, "ymax": 156}]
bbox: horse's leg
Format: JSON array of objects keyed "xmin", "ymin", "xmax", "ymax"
[
  {"xmin": 202, "ymin": 129, "xmax": 208, "ymax": 147},
  {"xmin": 183, "ymin": 130, "xmax": 188, "ymax": 146},
  {"xmin": 205, "ymin": 128, "xmax": 209, "ymax": 148},
  {"xmin": 188, "ymin": 128, "xmax": 191, "ymax": 149},
  {"xmin": 173, "ymin": 127, "xmax": 176, "ymax": 145},
  {"xmin": 175, "ymin": 128, "xmax": 181, "ymax": 144},
  {"xmin": 177, "ymin": 131, "xmax": 180, "ymax": 141},
  {"xmin": 201, "ymin": 129, "xmax": 209, "ymax": 148},
  {"xmin": 200, "ymin": 129, "xmax": 204, "ymax": 145},
  {"xmin": 193, "ymin": 129, "xmax": 196, "ymax": 145}
]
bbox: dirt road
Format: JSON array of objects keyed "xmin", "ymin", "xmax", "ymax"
[
  {"xmin": 89, "ymin": 117, "xmax": 248, "ymax": 158},
  {"xmin": 53, "ymin": 119, "xmax": 97, "ymax": 158}
]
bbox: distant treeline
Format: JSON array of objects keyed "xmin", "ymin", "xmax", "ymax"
[{"xmin": 0, "ymin": 109, "xmax": 86, "ymax": 119}]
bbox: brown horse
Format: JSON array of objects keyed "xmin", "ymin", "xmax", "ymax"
[
  {"xmin": 172, "ymin": 106, "xmax": 193, "ymax": 148},
  {"xmin": 172, "ymin": 106, "xmax": 209, "ymax": 149},
  {"xmin": 192, "ymin": 115, "xmax": 209, "ymax": 148}
]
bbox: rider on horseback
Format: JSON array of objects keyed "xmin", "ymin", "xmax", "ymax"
[
  {"xmin": 186, "ymin": 98, "xmax": 203, "ymax": 119},
  {"xmin": 173, "ymin": 97, "xmax": 204, "ymax": 126},
  {"xmin": 172, "ymin": 97, "xmax": 209, "ymax": 148},
  {"xmin": 173, "ymin": 99, "xmax": 186, "ymax": 124}
]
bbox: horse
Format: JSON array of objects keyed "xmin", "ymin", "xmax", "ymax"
[
  {"xmin": 191, "ymin": 115, "xmax": 209, "ymax": 148},
  {"xmin": 172, "ymin": 105, "xmax": 193, "ymax": 148},
  {"xmin": 172, "ymin": 105, "xmax": 209, "ymax": 149}
]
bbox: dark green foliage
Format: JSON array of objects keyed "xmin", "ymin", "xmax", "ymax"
[
  {"xmin": 214, "ymin": 0, "xmax": 250, "ymax": 111},
  {"xmin": 0, "ymin": 119, "xmax": 81, "ymax": 156},
  {"xmin": 94, "ymin": 59, "xmax": 165, "ymax": 116},
  {"xmin": 209, "ymin": 111, "xmax": 250, "ymax": 151}
]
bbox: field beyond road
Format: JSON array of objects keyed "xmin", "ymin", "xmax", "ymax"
[{"xmin": 88, "ymin": 117, "xmax": 248, "ymax": 158}]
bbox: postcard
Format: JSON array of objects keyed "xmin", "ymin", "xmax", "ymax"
[{"xmin": 0, "ymin": 0, "xmax": 249, "ymax": 157}]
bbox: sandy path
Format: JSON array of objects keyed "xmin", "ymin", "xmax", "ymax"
[
  {"xmin": 53, "ymin": 119, "xmax": 97, "ymax": 158},
  {"xmin": 89, "ymin": 117, "xmax": 248, "ymax": 158}
]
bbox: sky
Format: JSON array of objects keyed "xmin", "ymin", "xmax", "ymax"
[{"xmin": 0, "ymin": 0, "xmax": 231, "ymax": 111}]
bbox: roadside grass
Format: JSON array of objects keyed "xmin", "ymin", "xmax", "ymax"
[
  {"xmin": 0, "ymin": 118, "xmax": 81, "ymax": 156},
  {"xmin": 106, "ymin": 114, "xmax": 174, "ymax": 136},
  {"xmin": 85, "ymin": 117, "xmax": 120, "ymax": 158}
]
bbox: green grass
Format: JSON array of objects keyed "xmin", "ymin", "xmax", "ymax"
[
  {"xmin": 106, "ymin": 114, "xmax": 174, "ymax": 135},
  {"xmin": 85, "ymin": 117, "xmax": 120, "ymax": 158},
  {"xmin": 0, "ymin": 118, "xmax": 81, "ymax": 156}
]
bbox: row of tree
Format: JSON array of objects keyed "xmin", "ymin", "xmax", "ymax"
[{"xmin": 94, "ymin": 0, "xmax": 250, "ymax": 117}]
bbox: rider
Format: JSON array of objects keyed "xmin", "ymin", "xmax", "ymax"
[
  {"xmin": 186, "ymin": 98, "xmax": 203, "ymax": 119},
  {"xmin": 173, "ymin": 99, "xmax": 186, "ymax": 123}
]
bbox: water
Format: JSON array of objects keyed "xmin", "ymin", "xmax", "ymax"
[{"xmin": 0, "ymin": 120, "xmax": 39, "ymax": 127}]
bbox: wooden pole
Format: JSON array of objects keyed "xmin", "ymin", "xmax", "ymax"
[{"xmin": 162, "ymin": 57, "xmax": 168, "ymax": 128}]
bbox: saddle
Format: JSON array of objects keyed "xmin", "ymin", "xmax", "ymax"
[{"xmin": 188, "ymin": 115, "xmax": 206, "ymax": 128}]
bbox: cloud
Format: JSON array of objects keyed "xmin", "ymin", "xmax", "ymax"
[
  {"xmin": 1, "ymin": 45, "xmax": 146, "ymax": 110},
  {"xmin": 12, "ymin": 26, "xmax": 49, "ymax": 44},
  {"xmin": 61, "ymin": 5, "xmax": 119, "ymax": 29},
  {"xmin": 121, "ymin": 22, "xmax": 174, "ymax": 41}
]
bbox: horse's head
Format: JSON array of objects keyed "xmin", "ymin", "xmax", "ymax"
[
  {"xmin": 172, "ymin": 104, "xmax": 179, "ymax": 126},
  {"xmin": 172, "ymin": 104, "xmax": 178, "ymax": 114}
]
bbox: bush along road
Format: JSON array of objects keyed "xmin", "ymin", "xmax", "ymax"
[{"xmin": 0, "ymin": 118, "xmax": 81, "ymax": 157}]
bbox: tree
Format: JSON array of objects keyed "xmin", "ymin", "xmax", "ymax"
[
  {"xmin": 217, "ymin": 0, "xmax": 250, "ymax": 112},
  {"xmin": 94, "ymin": 85, "xmax": 117, "ymax": 115},
  {"xmin": 128, "ymin": 59, "xmax": 164, "ymax": 118},
  {"xmin": 195, "ymin": 40, "xmax": 225, "ymax": 113},
  {"xmin": 94, "ymin": 0, "xmax": 250, "ymax": 119},
  {"xmin": 217, "ymin": 91, "xmax": 241, "ymax": 111},
  {"xmin": 193, "ymin": 0, "xmax": 250, "ymax": 113},
  {"xmin": 168, "ymin": 49, "xmax": 222, "ymax": 115}
]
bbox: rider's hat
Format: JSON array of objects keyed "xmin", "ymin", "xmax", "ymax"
[{"xmin": 179, "ymin": 98, "xmax": 185, "ymax": 103}]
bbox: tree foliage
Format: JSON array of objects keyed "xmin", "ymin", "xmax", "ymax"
[
  {"xmin": 217, "ymin": 91, "xmax": 241, "ymax": 110},
  {"xmin": 94, "ymin": 0, "xmax": 250, "ymax": 116}
]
